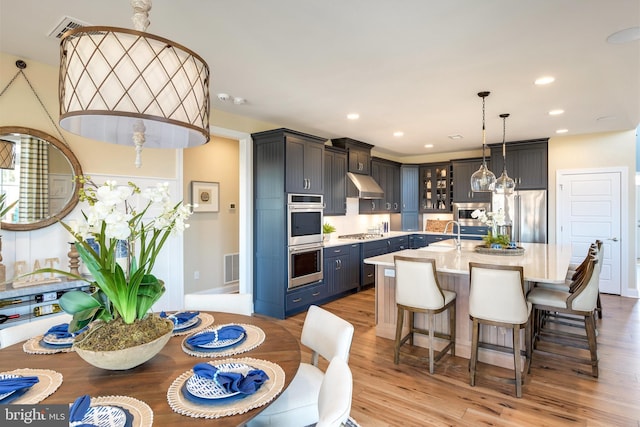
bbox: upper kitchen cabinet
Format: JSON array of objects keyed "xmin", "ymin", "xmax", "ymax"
[
  {"xmin": 253, "ymin": 128, "xmax": 326, "ymax": 195},
  {"xmin": 451, "ymin": 158, "xmax": 492, "ymax": 203},
  {"xmin": 331, "ymin": 137, "xmax": 372, "ymax": 175},
  {"xmin": 324, "ymin": 146, "xmax": 347, "ymax": 216},
  {"xmin": 419, "ymin": 163, "xmax": 452, "ymax": 212},
  {"xmin": 489, "ymin": 139, "xmax": 548, "ymax": 190},
  {"xmin": 359, "ymin": 158, "xmax": 400, "ymax": 214}
]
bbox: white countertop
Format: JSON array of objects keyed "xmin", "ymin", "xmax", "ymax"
[
  {"xmin": 363, "ymin": 239, "xmax": 573, "ymax": 284},
  {"xmin": 323, "ymin": 230, "xmax": 482, "ymax": 248}
]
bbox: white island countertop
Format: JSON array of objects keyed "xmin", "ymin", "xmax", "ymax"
[{"xmin": 364, "ymin": 239, "xmax": 573, "ymax": 284}]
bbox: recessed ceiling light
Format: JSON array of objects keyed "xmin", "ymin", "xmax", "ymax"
[
  {"xmin": 556, "ymin": 129, "xmax": 568, "ymax": 134},
  {"xmin": 607, "ymin": 26, "xmax": 640, "ymax": 44},
  {"xmin": 535, "ymin": 76, "xmax": 555, "ymax": 85},
  {"xmin": 347, "ymin": 113, "xmax": 359, "ymax": 120},
  {"xmin": 393, "ymin": 131, "xmax": 404, "ymax": 137},
  {"xmin": 447, "ymin": 134, "xmax": 463, "ymax": 140},
  {"xmin": 548, "ymin": 109, "xmax": 564, "ymax": 116},
  {"xmin": 424, "ymin": 144, "xmax": 434, "ymax": 148}
]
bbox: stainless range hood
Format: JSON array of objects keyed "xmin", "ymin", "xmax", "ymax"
[{"xmin": 346, "ymin": 172, "xmax": 384, "ymax": 199}]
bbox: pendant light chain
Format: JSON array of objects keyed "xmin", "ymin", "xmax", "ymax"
[{"xmin": 0, "ymin": 60, "xmax": 70, "ymax": 146}]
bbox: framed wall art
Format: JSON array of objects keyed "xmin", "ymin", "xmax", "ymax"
[{"xmin": 191, "ymin": 181, "xmax": 219, "ymax": 213}]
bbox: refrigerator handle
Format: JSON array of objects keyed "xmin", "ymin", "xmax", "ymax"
[{"xmin": 514, "ymin": 194, "xmax": 521, "ymax": 242}]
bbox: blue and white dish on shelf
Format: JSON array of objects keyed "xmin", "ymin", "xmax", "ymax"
[
  {"xmin": 172, "ymin": 316, "xmax": 201, "ymax": 332},
  {"xmin": 0, "ymin": 374, "xmax": 21, "ymax": 401},
  {"xmin": 186, "ymin": 362, "xmax": 253, "ymax": 399},
  {"xmin": 70, "ymin": 405, "xmax": 127, "ymax": 427}
]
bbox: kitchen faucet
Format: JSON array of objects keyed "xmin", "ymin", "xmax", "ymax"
[{"xmin": 443, "ymin": 220, "xmax": 461, "ymax": 250}]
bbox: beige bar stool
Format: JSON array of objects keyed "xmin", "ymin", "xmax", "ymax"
[
  {"xmin": 469, "ymin": 263, "xmax": 532, "ymax": 398},
  {"xmin": 527, "ymin": 256, "xmax": 600, "ymax": 377},
  {"xmin": 393, "ymin": 255, "xmax": 456, "ymax": 374}
]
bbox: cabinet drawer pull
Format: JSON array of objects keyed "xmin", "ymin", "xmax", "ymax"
[
  {"xmin": 312, "ymin": 292, "xmax": 320, "ymax": 297},
  {"xmin": 292, "ymin": 298, "xmax": 302, "ymax": 303}
]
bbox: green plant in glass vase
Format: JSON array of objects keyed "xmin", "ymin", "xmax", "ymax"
[
  {"xmin": 55, "ymin": 177, "xmax": 192, "ymax": 338},
  {"xmin": 471, "ymin": 208, "xmax": 511, "ymax": 248}
]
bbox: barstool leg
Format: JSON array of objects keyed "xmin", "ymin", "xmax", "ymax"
[
  {"xmin": 394, "ymin": 306, "xmax": 404, "ymax": 364},
  {"xmin": 428, "ymin": 312, "xmax": 435, "ymax": 374},
  {"xmin": 513, "ymin": 325, "xmax": 522, "ymax": 398},
  {"xmin": 450, "ymin": 302, "xmax": 456, "ymax": 357},
  {"xmin": 469, "ymin": 319, "xmax": 479, "ymax": 386},
  {"xmin": 584, "ymin": 313, "xmax": 599, "ymax": 378}
]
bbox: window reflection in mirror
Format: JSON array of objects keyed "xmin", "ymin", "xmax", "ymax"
[{"xmin": 0, "ymin": 127, "xmax": 82, "ymax": 231}]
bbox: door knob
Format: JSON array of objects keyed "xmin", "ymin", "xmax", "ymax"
[{"xmin": 608, "ymin": 237, "xmax": 619, "ymax": 242}]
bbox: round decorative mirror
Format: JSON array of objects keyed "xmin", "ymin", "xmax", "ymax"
[{"xmin": 0, "ymin": 126, "xmax": 82, "ymax": 231}]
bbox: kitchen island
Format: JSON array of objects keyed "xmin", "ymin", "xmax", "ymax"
[{"xmin": 364, "ymin": 239, "xmax": 572, "ymax": 368}]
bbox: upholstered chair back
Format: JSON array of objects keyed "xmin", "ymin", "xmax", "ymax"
[
  {"xmin": 394, "ymin": 256, "xmax": 445, "ymax": 310},
  {"xmin": 469, "ymin": 263, "xmax": 529, "ymax": 324}
]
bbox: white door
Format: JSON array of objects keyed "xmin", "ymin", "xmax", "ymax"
[{"xmin": 558, "ymin": 171, "xmax": 621, "ymax": 294}]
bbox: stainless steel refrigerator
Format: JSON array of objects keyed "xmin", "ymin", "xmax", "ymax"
[{"xmin": 492, "ymin": 190, "xmax": 547, "ymax": 243}]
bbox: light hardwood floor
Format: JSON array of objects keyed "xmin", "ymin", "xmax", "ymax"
[{"xmin": 268, "ymin": 289, "xmax": 640, "ymax": 427}]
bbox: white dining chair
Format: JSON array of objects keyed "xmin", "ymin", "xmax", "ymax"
[
  {"xmin": 247, "ymin": 305, "xmax": 355, "ymax": 427},
  {"xmin": 316, "ymin": 357, "xmax": 353, "ymax": 427},
  {"xmin": 0, "ymin": 313, "xmax": 73, "ymax": 349},
  {"xmin": 393, "ymin": 255, "xmax": 456, "ymax": 374},
  {"xmin": 469, "ymin": 263, "xmax": 532, "ymax": 398},
  {"xmin": 183, "ymin": 292, "xmax": 253, "ymax": 316}
]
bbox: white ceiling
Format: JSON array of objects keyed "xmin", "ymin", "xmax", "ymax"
[{"xmin": 1, "ymin": 0, "xmax": 638, "ymax": 157}]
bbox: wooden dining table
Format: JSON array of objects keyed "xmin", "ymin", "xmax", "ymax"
[{"xmin": 0, "ymin": 312, "xmax": 301, "ymax": 426}]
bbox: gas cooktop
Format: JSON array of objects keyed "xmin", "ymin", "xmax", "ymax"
[{"xmin": 337, "ymin": 233, "xmax": 384, "ymax": 240}]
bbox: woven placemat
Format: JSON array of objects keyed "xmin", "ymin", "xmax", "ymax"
[
  {"xmin": 181, "ymin": 324, "xmax": 265, "ymax": 358},
  {"xmin": 23, "ymin": 336, "xmax": 75, "ymax": 354},
  {"xmin": 1, "ymin": 368, "xmax": 63, "ymax": 404},
  {"xmin": 87, "ymin": 395, "xmax": 153, "ymax": 427},
  {"xmin": 167, "ymin": 357, "xmax": 285, "ymax": 419},
  {"xmin": 172, "ymin": 313, "xmax": 214, "ymax": 337}
]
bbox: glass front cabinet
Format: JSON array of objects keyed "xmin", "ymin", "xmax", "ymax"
[{"xmin": 419, "ymin": 163, "xmax": 452, "ymax": 213}]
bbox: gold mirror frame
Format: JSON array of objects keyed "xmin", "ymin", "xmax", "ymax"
[{"xmin": 0, "ymin": 126, "xmax": 83, "ymax": 231}]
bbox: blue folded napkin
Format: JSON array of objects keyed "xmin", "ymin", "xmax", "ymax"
[
  {"xmin": 160, "ymin": 311, "xmax": 199, "ymax": 325},
  {"xmin": 45, "ymin": 323, "xmax": 87, "ymax": 339},
  {"xmin": 193, "ymin": 363, "xmax": 269, "ymax": 395},
  {"xmin": 69, "ymin": 394, "xmax": 91, "ymax": 422},
  {"xmin": 0, "ymin": 376, "xmax": 39, "ymax": 395},
  {"xmin": 186, "ymin": 325, "xmax": 246, "ymax": 347}
]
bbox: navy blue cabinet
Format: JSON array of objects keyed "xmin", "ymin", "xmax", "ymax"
[
  {"xmin": 409, "ymin": 234, "xmax": 428, "ymax": 249},
  {"xmin": 252, "ymin": 128, "xmax": 327, "ymax": 319},
  {"xmin": 489, "ymin": 139, "xmax": 548, "ymax": 190},
  {"xmin": 399, "ymin": 165, "xmax": 420, "ymax": 231},
  {"xmin": 324, "ymin": 244, "xmax": 360, "ymax": 296},
  {"xmin": 324, "ymin": 146, "xmax": 347, "ymax": 216}
]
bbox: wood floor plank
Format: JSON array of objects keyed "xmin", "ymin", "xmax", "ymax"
[{"xmin": 269, "ymin": 290, "xmax": 640, "ymax": 426}]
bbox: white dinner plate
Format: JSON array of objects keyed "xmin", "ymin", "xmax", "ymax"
[{"xmin": 186, "ymin": 362, "xmax": 253, "ymax": 399}]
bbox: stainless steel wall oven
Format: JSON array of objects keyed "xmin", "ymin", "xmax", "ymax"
[{"xmin": 287, "ymin": 194, "xmax": 324, "ymax": 289}]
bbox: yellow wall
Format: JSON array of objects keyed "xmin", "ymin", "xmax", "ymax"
[{"xmin": 0, "ymin": 53, "xmax": 176, "ymax": 178}]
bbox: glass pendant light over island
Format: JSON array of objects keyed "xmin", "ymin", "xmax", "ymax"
[
  {"xmin": 493, "ymin": 113, "xmax": 516, "ymax": 194},
  {"xmin": 470, "ymin": 91, "xmax": 496, "ymax": 192}
]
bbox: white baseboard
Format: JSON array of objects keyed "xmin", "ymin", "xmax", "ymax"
[{"xmin": 190, "ymin": 283, "xmax": 239, "ymax": 295}]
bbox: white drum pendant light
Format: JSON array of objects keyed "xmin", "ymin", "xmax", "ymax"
[
  {"xmin": 494, "ymin": 113, "xmax": 516, "ymax": 194},
  {"xmin": 58, "ymin": 0, "xmax": 210, "ymax": 168},
  {"xmin": 470, "ymin": 91, "xmax": 496, "ymax": 192}
]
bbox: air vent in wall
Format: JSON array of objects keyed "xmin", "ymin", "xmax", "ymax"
[
  {"xmin": 48, "ymin": 16, "xmax": 92, "ymax": 39},
  {"xmin": 224, "ymin": 253, "xmax": 240, "ymax": 285}
]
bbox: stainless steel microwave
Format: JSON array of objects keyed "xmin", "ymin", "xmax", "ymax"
[{"xmin": 453, "ymin": 202, "xmax": 491, "ymax": 226}]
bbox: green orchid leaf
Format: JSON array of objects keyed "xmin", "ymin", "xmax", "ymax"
[{"xmin": 59, "ymin": 291, "xmax": 102, "ymax": 315}]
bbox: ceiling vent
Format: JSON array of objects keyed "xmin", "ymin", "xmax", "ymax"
[{"xmin": 48, "ymin": 16, "xmax": 92, "ymax": 39}]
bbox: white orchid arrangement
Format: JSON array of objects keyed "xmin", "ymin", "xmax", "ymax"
[
  {"xmin": 470, "ymin": 208, "xmax": 505, "ymax": 227},
  {"xmin": 56, "ymin": 177, "xmax": 193, "ymax": 331},
  {"xmin": 471, "ymin": 208, "xmax": 510, "ymax": 246}
]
